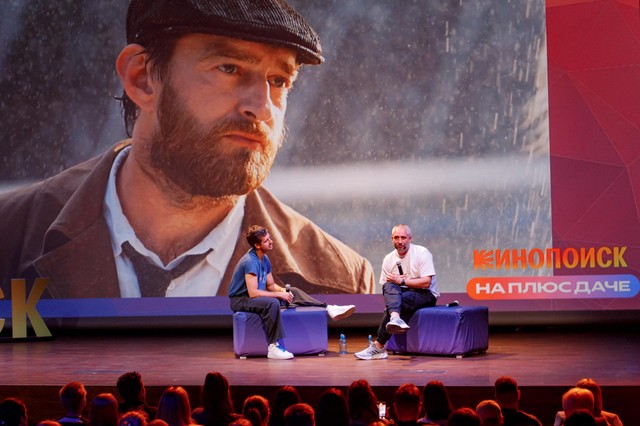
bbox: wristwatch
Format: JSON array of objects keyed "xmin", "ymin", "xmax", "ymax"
[{"xmin": 401, "ymin": 278, "xmax": 405, "ymax": 286}]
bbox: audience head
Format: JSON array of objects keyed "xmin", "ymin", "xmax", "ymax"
[
  {"xmin": 575, "ymin": 379, "xmax": 604, "ymax": 416},
  {"xmin": 90, "ymin": 393, "xmax": 119, "ymax": 426},
  {"xmin": 393, "ymin": 383, "xmax": 421, "ymax": 422},
  {"xmin": 493, "ymin": 376, "xmax": 520, "ymax": 408},
  {"xmin": 156, "ymin": 387, "xmax": 193, "ymax": 426},
  {"xmin": 315, "ymin": 388, "xmax": 348, "ymax": 426},
  {"xmin": 37, "ymin": 421, "xmax": 62, "ymax": 426},
  {"xmin": 347, "ymin": 379, "xmax": 378, "ymax": 425},
  {"xmin": 59, "ymin": 382, "xmax": 87, "ymax": 415},
  {"xmin": 283, "ymin": 403, "xmax": 314, "ymax": 426},
  {"xmin": 119, "ymin": 411, "xmax": 148, "ymax": 426},
  {"xmin": 475, "ymin": 400, "xmax": 503, "ymax": 426},
  {"xmin": 229, "ymin": 419, "xmax": 252, "ymax": 426},
  {"xmin": 565, "ymin": 410, "xmax": 597, "ymax": 426},
  {"xmin": 0, "ymin": 399, "xmax": 28, "ymax": 426},
  {"xmin": 270, "ymin": 386, "xmax": 301, "ymax": 426},
  {"xmin": 448, "ymin": 408, "xmax": 481, "ymax": 426},
  {"xmin": 562, "ymin": 388, "xmax": 595, "ymax": 417},
  {"xmin": 117, "ymin": 372, "xmax": 146, "ymax": 404},
  {"xmin": 422, "ymin": 380, "xmax": 454, "ymax": 422},
  {"xmin": 243, "ymin": 395, "xmax": 270, "ymax": 426},
  {"xmin": 201, "ymin": 372, "xmax": 235, "ymax": 415}
]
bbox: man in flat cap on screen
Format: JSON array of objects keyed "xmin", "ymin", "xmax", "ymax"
[{"xmin": 0, "ymin": 0, "xmax": 375, "ymax": 298}]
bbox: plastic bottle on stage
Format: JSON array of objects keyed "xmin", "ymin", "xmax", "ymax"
[{"xmin": 339, "ymin": 334, "xmax": 348, "ymax": 354}]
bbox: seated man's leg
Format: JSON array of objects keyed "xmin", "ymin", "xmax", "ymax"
[
  {"xmin": 354, "ymin": 285, "xmax": 398, "ymax": 359},
  {"xmin": 399, "ymin": 289, "xmax": 437, "ymax": 320},
  {"xmin": 289, "ymin": 287, "xmax": 355, "ymax": 321},
  {"xmin": 231, "ymin": 296, "xmax": 285, "ymax": 344},
  {"xmin": 289, "ymin": 287, "xmax": 326, "ymax": 307},
  {"xmin": 382, "ymin": 282, "xmax": 411, "ymax": 334}
]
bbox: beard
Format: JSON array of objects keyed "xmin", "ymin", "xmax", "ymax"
[{"xmin": 149, "ymin": 82, "xmax": 281, "ymax": 199}]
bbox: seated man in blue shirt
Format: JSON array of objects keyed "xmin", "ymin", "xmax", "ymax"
[{"xmin": 228, "ymin": 225, "xmax": 355, "ymax": 359}]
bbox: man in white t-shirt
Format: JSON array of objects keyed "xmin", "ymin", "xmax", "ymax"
[{"xmin": 355, "ymin": 224, "xmax": 439, "ymax": 360}]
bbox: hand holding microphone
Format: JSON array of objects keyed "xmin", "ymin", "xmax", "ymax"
[
  {"xmin": 284, "ymin": 284, "xmax": 292, "ymax": 306},
  {"xmin": 396, "ymin": 261, "xmax": 408, "ymax": 288}
]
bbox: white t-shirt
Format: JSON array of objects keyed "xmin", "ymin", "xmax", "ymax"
[
  {"xmin": 379, "ymin": 243, "xmax": 439, "ymax": 298},
  {"xmin": 103, "ymin": 146, "xmax": 245, "ymax": 297}
]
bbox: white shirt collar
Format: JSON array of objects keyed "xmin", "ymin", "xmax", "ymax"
[{"xmin": 103, "ymin": 146, "xmax": 245, "ymax": 296}]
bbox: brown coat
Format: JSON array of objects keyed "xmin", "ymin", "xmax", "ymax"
[{"xmin": 0, "ymin": 142, "xmax": 374, "ymax": 298}]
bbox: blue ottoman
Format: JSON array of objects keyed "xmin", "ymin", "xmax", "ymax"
[
  {"xmin": 386, "ymin": 305, "xmax": 488, "ymax": 358},
  {"xmin": 233, "ymin": 307, "xmax": 328, "ymax": 358}
]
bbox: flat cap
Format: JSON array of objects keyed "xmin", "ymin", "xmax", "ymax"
[{"xmin": 126, "ymin": 0, "xmax": 323, "ymax": 65}]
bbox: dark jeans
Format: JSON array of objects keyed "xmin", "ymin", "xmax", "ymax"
[
  {"xmin": 229, "ymin": 287, "xmax": 327, "ymax": 345},
  {"xmin": 377, "ymin": 282, "xmax": 436, "ymax": 345}
]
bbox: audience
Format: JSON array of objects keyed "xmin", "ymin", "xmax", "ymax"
[
  {"xmin": 493, "ymin": 376, "xmax": 541, "ymax": 426},
  {"xmin": 242, "ymin": 396, "xmax": 270, "ymax": 426},
  {"xmin": 283, "ymin": 403, "xmax": 315, "ymax": 426},
  {"xmin": 347, "ymin": 379, "xmax": 379, "ymax": 426},
  {"xmin": 448, "ymin": 408, "xmax": 481, "ymax": 426},
  {"xmin": 191, "ymin": 372, "xmax": 241, "ymax": 426},
  {"xmin": 556, "ymin": 388, "xmax": 609, "ymax": 426},
  {"xmin": 0, "ymin": 398, "xmax": 28, "ymax": 426},
  {"xmin": 156, "ymin": 387, "xmax": 196, "ymax": 426},
  {"xmin": 418, "ymin": 381, "xmax": 453, "ymax": 426},
  {"xmin": 56, "ymin": 382, "xmax": 89, "ymax": 426},
  {"xmin": 119, "ymin": 411, "xmax": 148, "ymax": 426},
  {"xmin": 116, "ymin": 372, "xmax": 157, "ymax": 421},
  {"xmin": 89, "ymin": 394, "xmax": 119, "ymax": 426},
  {"xmin": 564, "ymin": 410, "xmax": 598, "ymax": 426},
  {"xmin": 393, "ymin": 384, "xmax": 421, "ymax": 426},
  {"xmin": 315, "ymin": 388, "xmax": 349, "ymax": 426},
  {"xmin": 559, "ymin": 379, "xmax": 622, "ymax": 426},
  {"xmin": 270, "ymin": 387, "xmax": 301, "ymax": 426},
  {"xmin": 3, "ymin": 370, "xmax": 632, "ymax": 426},
  {"xmin": 475, "ymin": 400, "xmax": 503, "ymax": 426}
]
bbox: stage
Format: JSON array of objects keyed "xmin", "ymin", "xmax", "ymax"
[{"xmin": 1, "ymin": 324, "xmax": 639, "ymax": 426}]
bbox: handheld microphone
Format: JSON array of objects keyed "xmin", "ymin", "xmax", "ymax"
[
  {"xmin": 284, "ymin": 284, "xmax": 291, "ymax": 307},
  {"xmin": 445, "ymin": 300, "xmax": 459, "ymax": 307},
  {"xmin": 396, "ymin": 260, "xmax": 404, "ymax": 276}
]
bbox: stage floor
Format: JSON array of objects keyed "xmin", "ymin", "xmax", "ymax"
[{"xmin": 1, "ymin": 325, "xmax": 639, "ymax": 425}]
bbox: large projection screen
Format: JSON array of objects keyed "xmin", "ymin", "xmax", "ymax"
[{"xmin": 0, "ymin": 0, "xmax": 638, "ymax": 328}]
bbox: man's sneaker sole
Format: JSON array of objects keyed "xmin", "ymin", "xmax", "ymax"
[
  {"xmin": 328, "ymin": 305, "xmax": 356, "ymax": 321},
  {"xmin": 354, "ymin": 351, "xmax": 388, "ymax": 360},
  {"xmin": 385, "ymin": 323, "xmax": 410, "ymax": 334}
]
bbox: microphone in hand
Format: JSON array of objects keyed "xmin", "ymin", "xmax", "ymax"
[{"xmin": 285, "ymin": 284, "xmax": 291, "ymax": 307}]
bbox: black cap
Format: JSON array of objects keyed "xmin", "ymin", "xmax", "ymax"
[{"xmin": 126, "ymin": 0, "xmax": 323, "ymax": 65}]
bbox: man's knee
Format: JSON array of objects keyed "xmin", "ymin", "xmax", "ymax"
[
  {"xmin": 382, "ymin": 282, "xmax": 399, "ymax": 293},
  {"xmin": 264, "ymin": 298, "xmax": 281, "ymax": 313}
]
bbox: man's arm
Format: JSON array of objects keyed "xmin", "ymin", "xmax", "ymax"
[
  {"xmin": 385, "ymin": 272, "xmax": 432, "ymax": 289},
  {"xmin": 246, "ymin": 273, "xmax": 291, "ymax": 302},
  {"xmin": 403, "ymin": 275, "xmax": 432, "ymax": 289}
]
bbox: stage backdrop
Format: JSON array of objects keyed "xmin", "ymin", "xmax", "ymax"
[{"xmin": 0, "ymin": 0, "xmax": 638, "ymax": 327}]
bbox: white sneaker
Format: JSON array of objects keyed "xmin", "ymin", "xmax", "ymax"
[
  {"xmin": 354, "ymin": 341, "xmax": 388, "ymax": 360},
  {"xmin": 326, "ymin": 305, "xmax": 356, "ymax": 321},
  {"xmin": 267, "ymin": 343, "xmax": 294, "ymax": 360},
  {"xmin": 385, "ymin": 316, "xmax": 410, "ymax": 334}
]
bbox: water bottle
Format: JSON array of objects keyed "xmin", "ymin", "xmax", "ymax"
[
  {"xmin": 338, "ymin": 333, "xmax": 347, "ymax": 354},
  {"xmin": 368, "ymin": 334, "xmax": 373, "ymax": 345}
]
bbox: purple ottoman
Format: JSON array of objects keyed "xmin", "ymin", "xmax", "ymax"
[
  {"xmin": 386, "ymin": 305, "xmax": 488, "ymax": 358},
  {"xmin": 233, "ymin": 307, "xmax": 328, "ymax": 358}
]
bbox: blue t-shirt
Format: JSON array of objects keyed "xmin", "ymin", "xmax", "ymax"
[{"xmin": 228, "ymin": 249, "xmax": 272, "ymax": 297}]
